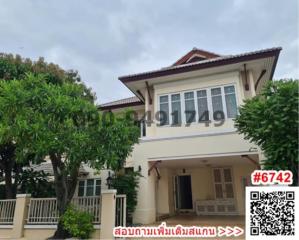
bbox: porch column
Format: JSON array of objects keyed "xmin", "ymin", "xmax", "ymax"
[
  {"xmin": 100, "ymin": 189, "xmax": 117, "ymax": 240},
  {"xmin": 12, "ymin": 194, "xmax": 31, "ymax": 239}
]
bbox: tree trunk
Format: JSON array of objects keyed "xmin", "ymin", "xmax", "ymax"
[
  {"xmin": 4, "ymin": 165, "xmax": 13, "ymax": 199},
  {"xmin": 49, "ymin": 154, "xmax": 80, "ymax": 239},
  {"xmin": 0, "ymin": 143, "xmax": 15, "ymax": 199}
]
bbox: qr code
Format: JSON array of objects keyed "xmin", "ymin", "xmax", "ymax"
[{"xmin": 246, "ymin": 186, "xmax": 299, "ymax": 240}]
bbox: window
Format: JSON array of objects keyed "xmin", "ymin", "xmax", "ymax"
[
  {"xmin": 197, "ymin": 90, "xmax": 209, "ymax": 122},
  {"xmin": 184, "ymin": 92, "xmax": 196, "ymax": 123},
  {"xmin": 211, "ymin": 87, "xmax": 224, "ymax": 120},
  {"xmin": 224, "ymin": 86, "xmax": 237, "ymax": 118},
  {"xmin": 78, "ymin": 179, "xmax": 101, "ymax": 197},
  {"xmin": 171, "ymin": 94, "xmax": 181, "ymax": 125},
  {"xmin": 86, "ymin": 179, "xmax": 94, "ymax": 196},
  {"xmin": 213, "ymin": 168, "xmax": 234, "ymax": 199},
  {"xmin": 95, "ymin": 179, "xmax": 101, "ymax": 196},
  {"xmin": 78, "ymin": 181, "xmax": 85, "ymax": 197},
  {"xmin": 159, "ymin": 95, "xmax": 169, "ymax": 125},
  {"xmin": 158, "ymin": 84, "xmax": 238, "ymax": 125}
]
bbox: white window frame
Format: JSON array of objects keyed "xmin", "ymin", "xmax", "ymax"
[
  {"xmin": 223, "ymin": 85, "xmax": 238, "ymax": 118},
  {"xmin": 78, "ymin": 178, "xmax": 101, "ymax": 197},
  {"xmin": 170, "ymin": 93, "xmax": 182, "ymax": 125},
  {"xmin": 157, "ymin": 83, "xmax": 238, "ymax": 126},
  {"xmin": 184, "ymin": 91, "xmax": 197, "ymax": 124},
  {"xmin": 196, "ymin": 89, "xmax": 209, "ymax": 122},
  {"xmin": 158, "ymin": 95, "xmax": 170, "ymax": 126}
]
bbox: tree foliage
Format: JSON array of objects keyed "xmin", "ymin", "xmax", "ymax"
[
  {"xmin": 0, "ymin": 53, "xmax": 95, "ymax": 199},
  {"xmin": 0, "ymin": 52, "xmax": 94, "ymax": 100},
  {"xmin": 235, "ymin": 80, "xmax": 299, "ymax": 185},
  {"xmin": 17, "ymin": 169, "xmax": 55, "ymax": 198},
  {"xmin": 0, "ymin": 73, "xmax": 139, "ymax": 238}
]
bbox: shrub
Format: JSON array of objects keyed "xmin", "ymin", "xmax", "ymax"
[
  {"xmin": 111, "ymin": 170, "xmax": 142, "ymax": 224},
  {"xmin": 61, "ymin": 205, "xmax": 94, "ymax": 239},
  {"xmin": 235, "ymin": 79, "xmax": 298, "ymax": 185}
]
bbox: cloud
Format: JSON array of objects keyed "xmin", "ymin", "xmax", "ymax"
[{"xmin": 0, "ymin": 0, "xmax": 298, "ymax": 103}]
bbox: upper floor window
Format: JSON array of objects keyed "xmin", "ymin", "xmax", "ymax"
[
  {"xmin": 78, "ymin": 178, "xmax": 101, "ymax": 197},
  {"xmin": 158, "ymin": 84, "xmax": 238, "ymax": 126},
  {"xmin": 171, "ymin": 94, "xmax": 181, "ymax": 125},
  {"xmin": 184, "ymin": 92, "xmax": 196, "ymax": 123},
  {"xmin": 197, "ymin": 90, "xmax": 209, "ymax": 122},
  {"xmin": 211, "ymin": 87, "xmax": 224, "ymax": 120},
  {"xmin": 159, "ymin": 95, "xmax": 169, "ymax": 125},
  {"xmin": 224, "ymin": 86, "xmax": 237, "ymax": 118}
]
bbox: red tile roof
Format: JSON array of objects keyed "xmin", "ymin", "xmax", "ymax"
[
  {"xmin": 100, "ymin": 47, "xmax": 281, "ymax": 110},
  {"xmin": 172, "ymin": 47, "xmax": 221, "ymax": 66},
  {"xmin": 119, "ymin": 47, "xmax": 282, "ymax": 83}
]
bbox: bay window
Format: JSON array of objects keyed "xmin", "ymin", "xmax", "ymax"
[{"xmin": 158, "ymin": 84, "xmax": 238, "ymax": 125}]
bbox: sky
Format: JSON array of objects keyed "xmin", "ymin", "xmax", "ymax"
[{"xmin": 0, "ymin": 0, "xmax": 298, "ymax": 104}]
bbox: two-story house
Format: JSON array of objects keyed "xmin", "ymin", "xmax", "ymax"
[{"xmin": 100, "ymin": 47, "xmax": 281, "ymax": 224}]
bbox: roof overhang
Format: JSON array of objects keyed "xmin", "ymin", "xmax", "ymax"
[
  {"xmin": 99, "ymin": 100, "xmax": 143, "ymax": 111},
  {"xmin": 150, "ymin": 153, "xmax": 259, "ymax": 169},
  {"xmin": 119, "ymin": 47, "xmax": 281, "ymax": 96}
]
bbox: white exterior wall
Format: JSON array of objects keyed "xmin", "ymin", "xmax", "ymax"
[
  {"xmin": 130, "ymin": 131, "xmax": 259, "ymax": 224},
  {"xmin": 145, "ymin": 71, "xmax": 248, "ymax": 138},
  {"xmin": 118, "ymin": 69, "xmax": 260, "ymax": 224},
  {"xmin": 129, "ymin": 72, "xmax": 262, "ymax": 223}
]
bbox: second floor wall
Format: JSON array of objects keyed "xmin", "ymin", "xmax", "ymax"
[{"xmin": 142, "ymin": 70, "xmax": 256, "ymax": 138}]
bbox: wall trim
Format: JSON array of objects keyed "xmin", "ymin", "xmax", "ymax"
[
  {"xmin": 140, "ymin": 129, "xmax": 237, "ymax": 142},
  {"xmin": 24, "ymin": 224, "xmax": 101, "ymax": 229},
  {"xmin": 24, "ymin": 225, "xmax": 57, "ymax": 229},
  {"xmin": 0, "ymin": 225, "xmax": 13, "ymax": 229},
  {"xmin": 16, "ymin": 194, "xmax": 31, "ymax": 198},
  {"xmin": 101, "ymin": 189, "xmax": 117, "ymax": 194},
  {"xmin": 148, "ymin": 150, "xmax": 259, "ymax": 162}
]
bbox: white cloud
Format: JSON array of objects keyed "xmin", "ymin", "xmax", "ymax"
[{"xmin": 0, "ymin": 0, "xmax": 298, "ymax": 103}]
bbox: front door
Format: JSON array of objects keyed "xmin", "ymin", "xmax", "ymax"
[
  {"xmin": 174, "ymin": 175, "xmax": 193, "ymax": 210},
  {"xmin": 213, "ymin": 168, "xmax": 234, "ymax": 199}
]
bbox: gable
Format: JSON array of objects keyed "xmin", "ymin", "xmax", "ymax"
[{"xmin": 172, "ymin": 48, "xmax": 220, "ymax": 66}]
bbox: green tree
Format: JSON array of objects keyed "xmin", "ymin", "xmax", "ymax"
[
  {"xmin": 0, "ymin": 74, "xmax": 139, "ymax": 238},
  {"xmin": 17, "ymin": 169, "xmax": 55, "ymax": 198},
  {"xmin": 235, "ymin": 80, "xmax": 299, "ymax": 185},
  {"xmin": 0, "ymin": 53, "xmax": 94, "ymax": 199}
]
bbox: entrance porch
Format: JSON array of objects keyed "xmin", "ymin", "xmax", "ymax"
[{"xmin": 152, "ymin": 154, "xmax": 258, "ymax": 220}]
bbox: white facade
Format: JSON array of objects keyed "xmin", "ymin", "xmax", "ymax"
[{"xmin": 100, "ymin": 47, "xmax": 281, "ymax": 224}]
